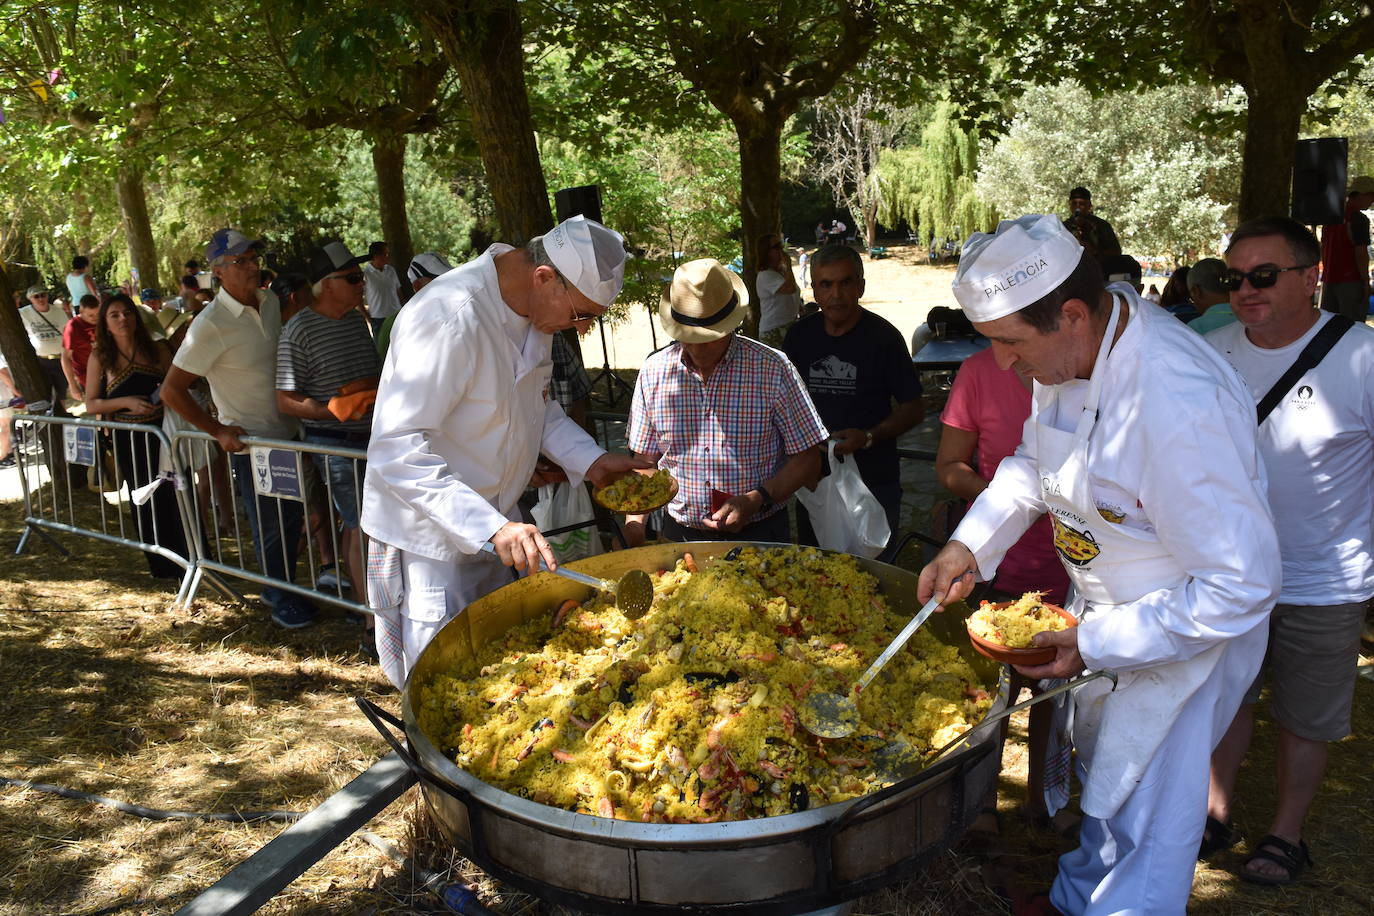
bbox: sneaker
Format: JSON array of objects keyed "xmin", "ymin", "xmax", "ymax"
[
  {"xmin": 0, "ymin": 455, "xmax": 14, "ymax": 468},
  {"xmin": 271, "ymin": 601, "xmax": 317, "ymax": 630},
  {"xmin": 316, "ymin": 563, "xmax": 352, "ymax": 592}
]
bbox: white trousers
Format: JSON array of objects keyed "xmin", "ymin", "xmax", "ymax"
[
  {"xmin": 1049, "ymin": 666, "xmax": 1236, "ymax": 916},
  {"xmin": 372, "ymin": 547, "xmax": 514, "ymax": 689}
]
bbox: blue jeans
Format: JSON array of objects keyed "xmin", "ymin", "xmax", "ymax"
[
  {"xmin": 230, "ymin": 451, "xmax": 308, "ymax": 610},
  {"xmin": 303, "ymin": 432, "xmax": 367, "ymax": 529}
]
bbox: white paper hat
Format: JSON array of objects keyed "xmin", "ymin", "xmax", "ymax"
[
  {"xmin": 951, "ymin": 214, "xmax": 1084, "ymax": 323},
  {"xmin": 543, "ymin": 215, "xmax": 626, "ymax": 309}
]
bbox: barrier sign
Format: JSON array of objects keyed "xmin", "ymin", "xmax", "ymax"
[
  {"xmin": 250, "ymin": 446, "xmax": 303, "ymax": 501},
  {"xmin": 63, "ymin": 425, "xmax": 97, "ymax": 466}
]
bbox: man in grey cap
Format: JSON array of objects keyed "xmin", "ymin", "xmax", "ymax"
[
  {"xmin": 1318, "ymin": 175, "xmax": 1374, "ymax": 321},
  {"xmin": 362, "ymin": 216, "xmax": 650, "ymax": 687},
  {"xmin": 918, "ymin": 214, "xmax": 1280, "ymax": 913}
]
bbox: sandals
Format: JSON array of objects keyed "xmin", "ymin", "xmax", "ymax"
[
  {"xmin": 1197, "ymin": 814, "xmax": 1234, "ymax": 859},
  {"xmin": 1240, "ymin": 834, "xmax": 1312, "ymax": 886}
]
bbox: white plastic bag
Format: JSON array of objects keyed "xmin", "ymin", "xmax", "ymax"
[
  {"xmin": 794, "ymin": 440, "xmax": 890, "ymax": 557},
  {"xmin": 530, "ymin": 481, "xmax": 604, "ymax": 564}
]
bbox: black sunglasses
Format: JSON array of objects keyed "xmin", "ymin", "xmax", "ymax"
[
  {"xmin": 1219, "ymin": 264, "xmax": 1313, "ymax": 292},
  {"xmin": 330, "ymin": 271, "xmax": 365, "ymax": 285}
]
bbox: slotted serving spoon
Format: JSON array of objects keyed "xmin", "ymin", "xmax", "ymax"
[
  {"xmin": 800, "ymin": 592, "xmax": 945, "ymax": 739},
  {"xmin": 480, "ymin": 542, "xmax": 654, "ymax": 619}
]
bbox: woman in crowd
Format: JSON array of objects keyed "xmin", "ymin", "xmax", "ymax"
[
  {"xmin": 755, "ymin": 232, "xmax": 803, "ymax": 348},
  {"xmin": 83, "ymin": 293, "xmax": 189, "ymax": 579}
]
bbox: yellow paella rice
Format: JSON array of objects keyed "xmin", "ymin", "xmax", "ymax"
[
  {"xmin": 595, "ymin": 469, "xmax": 675, "ymax": 512},
  {"xmin": 418, "ymin": 546, "xmax": 993, "ymax": 823},
  {"xmin": 968, "ymin": 591, "xmax": 1070, "ymax": 648}
]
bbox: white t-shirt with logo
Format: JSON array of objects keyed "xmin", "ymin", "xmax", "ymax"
[
  {"xmin": 1206, "ymin": 312, "xmax": 1374, "ymax": 604},
  {"xmin": 19, "ymin": 305, "xmax": 65, "ymax": 358}
]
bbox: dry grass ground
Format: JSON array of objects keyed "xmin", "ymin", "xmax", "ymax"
[{"xmin": 1, "ymin": 452, "xmax": 1371, "ymax": 914}]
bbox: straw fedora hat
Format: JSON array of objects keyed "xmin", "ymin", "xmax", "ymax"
[{"xmin": 658, "ymin": 258, "xmax": 749, "ymax": 344}]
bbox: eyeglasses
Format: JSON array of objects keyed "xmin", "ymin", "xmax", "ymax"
[
  {"xmin": 1219, "ymin": 264, "xmax": 1313, "ymax": 292},
  {"xmin": 560, "ymin": 278, "xmax": 599, "ymax": 323},
  {"xmin": 30, "ymin": 293, "xmax": 48, "ymax": 298},
  {"xmin": 328, "ymin": 272, "xmax": 365, "ymax": 285},
  {"xmin": 227, "ymin": 253, "xmax": 261, "ymax": 267}
]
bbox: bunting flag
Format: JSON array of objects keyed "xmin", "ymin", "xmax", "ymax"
[{"xmin": 28, "ymin": 78, "xmax": 48, "ymax": 102}]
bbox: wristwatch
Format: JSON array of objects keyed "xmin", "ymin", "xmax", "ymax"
[
  {"xmin": 753, "ymin": 484, "xmax": 776, "ymax": 511},
  {"xmin": 863, "ymin": 429, "xmax": 875, "ymax": 449}
]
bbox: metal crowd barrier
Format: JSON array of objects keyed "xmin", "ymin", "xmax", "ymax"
[
  {"xmin": 12, "ymin": 413, "xmax": 201, "ymax": 606},
  {"xmin": 168, "ymin": 429, "xmax": 373, "ymax": 619}
]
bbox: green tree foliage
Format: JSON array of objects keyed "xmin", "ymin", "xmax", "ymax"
[
  {"xmin": 975, "ymin": 81, "xmax": 1242, "ymax": 262},
  {"xmin": 877, "ymin": 101, "xmax": 996, "ymax": 247},
  {"xmin": 291, "ymin": 136, "xmax": 477, "ymax": 266},
  {"xmin": 986, "ymin": 1, "xmax": 1374, "ymax": 220}
]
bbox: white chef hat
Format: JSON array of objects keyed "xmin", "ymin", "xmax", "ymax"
[
  {"xmin": 951, "ymin": 214, "xmax": 1084, "ymax": 323},
  {"xmin": 542, "ymin": 215, "xmax": 627, "ymax": 309}
]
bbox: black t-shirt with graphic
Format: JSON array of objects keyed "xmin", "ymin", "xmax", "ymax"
[{"xmin": 782, "ymin": 310, "xmax": 922, "ymax": 485}]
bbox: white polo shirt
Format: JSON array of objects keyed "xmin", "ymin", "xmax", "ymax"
[{"xmin": 172, "ymin": 287, "xmax": 298, "ymax": 439}]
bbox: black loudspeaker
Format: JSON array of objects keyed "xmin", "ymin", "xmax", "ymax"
[
  {"xmin": 555, "ymin": 185, "xmax": 603, "ymax": 224},
  {"xmin": 1291, "ymin": 138, "xmax": 1347, "ymax": 225}
]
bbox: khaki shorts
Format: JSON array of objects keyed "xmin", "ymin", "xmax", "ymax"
[{"xmin": 1244, "ymin": 599, "xmax": 1368, "ymax": 741}]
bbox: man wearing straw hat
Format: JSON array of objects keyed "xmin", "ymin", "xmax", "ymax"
[
  {"xmin": 362, "ymin": 216, "xmax": 649, "ymax": 687},
  {"xmin": 917, "ymin": 215, "xmax": 1280, "ymax": 913},
  {"xmin": 623, "ymin": 258, "xmax": 827, "ymax": 546}
]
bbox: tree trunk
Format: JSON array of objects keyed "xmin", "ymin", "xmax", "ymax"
[
  {"xmin": 0, "ymin": 262, "xmax": 51, "ymax": 403},
  {"xmin": 372, "ymin": 131, "xmax": 414, "ymax": 277},
  {"xmin": 1236, "ymin": 88, "xmax": 1305, "ymax": 222},
  {"xmin": 425, "ymin": 0, "xmax": 553, "ymax": 242},
  {"xmin": 115, "ymin": 165, "xmax": 159, "ymax": 292},
  {"xmin": 736, "ymin": 121, "xmax": 784, "ymax": 339}
]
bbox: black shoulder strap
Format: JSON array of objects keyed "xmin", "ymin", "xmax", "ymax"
[{"xmin": 1256, "ymin": 315, "xmax": 1355, "ymax": 424}]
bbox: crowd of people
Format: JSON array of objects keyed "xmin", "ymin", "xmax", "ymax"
[{"xmin": 6, "ymin": 177, "xmax": 1373, "ymax": 913}]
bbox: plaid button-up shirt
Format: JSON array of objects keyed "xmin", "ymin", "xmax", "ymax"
[{"xmin": 629, "ymin": 335, "xmax": 828, "ymax": 526}]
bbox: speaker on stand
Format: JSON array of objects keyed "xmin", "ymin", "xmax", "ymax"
[
  {"xmin": 1291, "ymin": 137, "xmax": 1347, "ymax": 226},
  {"xmin": 555, "ymin": 185, "xmax": 634, "ymax": 407}
]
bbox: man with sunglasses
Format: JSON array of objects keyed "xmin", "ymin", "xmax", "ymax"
[
  {"xmin": 19, "ymin": 285, "xmax": 69, "ymax": 401},
  {"xmin": 919, "ymin": 214, "xmax": 1280, "ymax": 913},
  {"xmin": 276, "ymin": 241, "xmax": 382, "ymax": 614},
  {"xmin": 162, "ymin": 228, "xmax": 318, "ymax": 630},
  {"xmin": 362, "ymin": 215, "xmax": 650, "ymax": 687},
  {"xmin": 1203, "ymin": 217, "xmax": 1374, "ymax": 886}
]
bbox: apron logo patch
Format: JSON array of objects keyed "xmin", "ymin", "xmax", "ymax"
[
  {"xmin": 1095, "ymin": 502, "xmax": 1126, "ymax": 524},
  {"xmin": 1052, "ymin": 515, "xmax": 1100, "ymax": 566}
]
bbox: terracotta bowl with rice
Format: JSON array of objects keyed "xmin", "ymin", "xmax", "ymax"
[{"xmin": 966, "ymin": 592, "xmax": 1077, "ymax": 666}]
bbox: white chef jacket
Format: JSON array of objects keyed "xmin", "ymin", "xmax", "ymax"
[
  {"xmin": 954, "ymin": 290, "xmax": 1278, "ymax": 678},
  {"xmin": 362, "ymin": 244, "xmax": 605, "ymax": 561},
  {"xmin": 953, "ymin": 289, "xmax": 1281, "ymax": 912}
]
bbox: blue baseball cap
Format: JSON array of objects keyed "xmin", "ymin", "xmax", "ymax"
[
  {"xmin": 140, "ymin": 287, "xmax": 161, "ymax": 301},
  {"xmin": 206, "ymin": 228, "xmax": 264, "ymax": 263}
]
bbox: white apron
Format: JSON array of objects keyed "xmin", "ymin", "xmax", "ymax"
[{"xmin": 1034, "ymin": 294, "xmax": 1224, "ymax": 819}]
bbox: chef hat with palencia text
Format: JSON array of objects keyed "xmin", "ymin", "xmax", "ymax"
[
  {"xmin": 542, "ymin": 215, "xmax": 626, "ymax": 309},
  {"xmin": 951, "ymin": 214, "xmax": 1084, "ymax": 323}
]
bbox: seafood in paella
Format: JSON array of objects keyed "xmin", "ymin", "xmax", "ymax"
[
  {"xmin": 418, "ymin": 546, "xmax": 992, "ymax": 822},
  {"xmin": 967, "ymin": 592, "xmax": 1071, "ymax": 649},
  {"xmin": 593, "ymin": 469, "xmax": 676, "ymax": 512}
]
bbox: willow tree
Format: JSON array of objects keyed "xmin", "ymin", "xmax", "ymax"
[{"xmin": 877, "ymin": 101, "xmax": 996, "ymax": 249}]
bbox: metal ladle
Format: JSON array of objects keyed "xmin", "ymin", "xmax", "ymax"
[
  {"xmin": 800, "ymin": 592, "xmax": 945, "ymax": 739},
  {"xmin": 480, "ymin": 542, "xmax": 655, "ymax": 619}
]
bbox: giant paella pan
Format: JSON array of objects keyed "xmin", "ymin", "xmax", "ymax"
[{"xmin": 364, "ymin": 542, "xmax": 1013, "ymax": 914}]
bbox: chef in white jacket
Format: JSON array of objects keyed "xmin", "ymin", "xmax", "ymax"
[
  {"xmin": 362, "ymin": 216, "xmax": 649, "ymax": 687},
  {"xmin": 917, "ymin": 215, "xmax": 1281, "ymax": 914}
]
